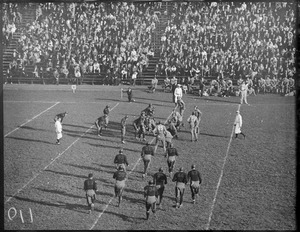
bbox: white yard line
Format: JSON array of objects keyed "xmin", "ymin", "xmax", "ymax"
[
  {"xmin": 205, "ymin": 104, "xmax": 241, "ymax": 230},
  {"xmin": 4, "ymin": 102, "xmax": 60, "ymax": 138},
  {"xmin": 4, "ymin": 100, "xmax": 121, "ymax": 104},
  {"xmin": 89, "ymin": 111, "xmax": 173, "ymax": 230},
  {"xmin": 4, "ymin": 103, "xmax": 119, "ymax": 204}
]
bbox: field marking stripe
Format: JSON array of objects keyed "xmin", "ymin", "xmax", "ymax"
[
  {"xmin": 4, "ymin": 103, "xmax": 119, "ymax": 204},
  {"xmin": 4, "ymin": 102, "xmax": 60, "ymax": 138},
  {"xmin": 89, "ymin": 111, "xmax": 173, "ymax": 230},
  {"xmin": 205, "ymin": 104, "xmax": 241, "ymax": 230},
  {"xmin": 3, "ymin": 100, "xmax": 295, "ymax": 106}
]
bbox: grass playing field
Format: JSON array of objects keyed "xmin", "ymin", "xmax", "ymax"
[{"xmin": 3, "ymin": 84, "xmax": 296, "ymax": 230}]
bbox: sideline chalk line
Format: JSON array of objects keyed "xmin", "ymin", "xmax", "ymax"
[
  {"xmin": 89, "ymin": 110, "xmax": 173, "ymax": 230},
  {"xmin": 4, "ymin": 102, "xmax": 60, "ymax": 138},
  {"xmin": 205, "ymin": 104, "xmax": 241, "ymax": 230},
  {"xmin": 5, "ymin": 103, "xmax": 119, "ymax": 204}
]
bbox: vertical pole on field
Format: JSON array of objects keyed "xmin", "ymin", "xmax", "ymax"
[{"xmin": 121, "ymin": 88, "xmax": 123, "ymax": 100}]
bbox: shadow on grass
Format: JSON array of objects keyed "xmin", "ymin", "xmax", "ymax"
[
  {"xmin": 44, "ymin": 169, "xmax": 87, "ymax": 179},
  {"xmin": 199, "ymin": 132, "xmax": 229, "ymax": 138},
  {"xmin": 178, "ymin": 130, "xmax": 229, "ymax": 138},
  {"xmin": 34, "ymin": 187, "xmax": 84, "ymax": 200},
  {"xmin": 92, "ymin": 163, "xmax": 117, "ymax": 170},
  {"xmin": 101, "ymin": 209, "xmax": 145, "ymax": 222},
  {"xmin": 64, "ymin": 163, "xmax": 116, "ymax": 182},
  {"xmin": 20, "ymin": 125, "xmax": 49, "ymax": 132},
  {"xmin": 63, "ymin": 123, "xmax": 91, "ymax": 130},
  {"xmin": 133, "ymin": 96, "xmax": 173, "ymax": 105},
  {"xmin": 5, "ymin": 136, "xmax": 55, "ymax": 145},
  {"xmin": 12, "ymin": 195, "xmax": 87, "ymax": 213},
  {"xmin": 94, "ymin": 98, "xmax": 120, "ymax": 102},
  {"xmin": 186, "ymin": 95, "xmax": 238, "ymax": 104},
  {"xmin": 86, "ymin": 142, "xmax": 141, "ymax": 153}
]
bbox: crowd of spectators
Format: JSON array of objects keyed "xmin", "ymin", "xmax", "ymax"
[
  {"xmin": 5, "ymin": 1, "xmax": 296, "ymax": 92},
  {"xmin": 157, "ymin": 1, "xmax": 296, "ymax": 87},
  {"xmin": 9, "ymin": 2, "xmax": 162, "ymax": 84},
  {"xmin": 2, "ymin": 3, "xmax": 22, "ymax": 47}
]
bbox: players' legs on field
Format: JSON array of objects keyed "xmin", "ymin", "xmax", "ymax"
[
  {"xmin": 157, "ymin": 186, "xmax": 165, "ymax": 206},
  {"xmin": 190, "ymin": 185, "xmax": 196, "ymax": 201},
  {"xmin": 146, "ymin": 202, "xmax": 151, "ymax": 219},
  {"xmin": 175, "ymin": 187, "xmax": 180, "ymax": 207},
  {"xmin": 143, "ymin": 159, "xmax": 150, "ymax": 175},
  {"xmin": 161, "ymin": 138, "xmax": 166, "ymax": 152},
  {"xmin": 121, "ymin": 128, "xmax": 126, "ymax": 142},
  {"xmin": 151, "ymin": 201, "xmax": 156, "ymax": 215},
  {"xmin": 179, "ymin": 188, "xmax": 185, "ymax": 206},
  {"xmin": 194, "ymin": 128, "xmax": 198, "ymax": 141},
  {"xmin": 190, "ymin": 128, "xmax": 195, "ymax": 141}
]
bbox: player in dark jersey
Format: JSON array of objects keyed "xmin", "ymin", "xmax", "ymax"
[
  {"xmin": 95, "ymin": 115, "xmax": 108, "ymax": 136},
  {"xmin": 114, "ymin": 149, "xmax": 129, "ymax": 171},
  {"xmin": 177, "ymin": 98, "xmax": 185, "ymax": 118},
  {"xmin": 167, "ymin": 119, "xmax": 178, "ymax": 138},
  {"xmin": 141, "ymin": 142, "xmax": 155, "ymax": 178},
  {"xmin": 122, "ymin": 87, "xmax": 134, "ymax": 102},
  {"xmin": 113, "ymin": 166, "xmax": 127, "ymax": 207},
  {"xmin": 172, "ymin": 167, "xmax": 188, "ymax": 208},
  {"xmin": 153, "ymin": 168, "xmax": 167, "ymax": 209},
  {"xmin": 120, "ymin": 115, "xmax": 129, "ymax": 144},
  {"xmin": 187, "ymin": 164, "xmax": 202, "ymax": 204},
  {"xmin": 133, "ymin": 112, "xmax": 146, "ymax": 141},
  {"xmin": 165, "ymin": 143, "xmax": 179, "ymax": 178},
  {"xmin": 54, "ymin": 112, "xmax": 68, "ymax": 122},
  {"xmin": 84, "ymin": 173, "xmax": 98, "ymax": 213},
  {"xmin": 142, "ymin": 103, "xmax": 155, "ymax": 116},
  {"xmin": 144, "ymin": 180, "xmax": 158, "ymax": 220}
]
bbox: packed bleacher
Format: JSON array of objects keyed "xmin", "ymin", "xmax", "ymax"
[
  {"xmin": 157, "ymin": 1, "xmax": 296, "ymax": 96},
  {"xmin": 6, "ymin": 2, "xmax": 161, "ymax": 85},
  {"xmin": 2, "ymin": 3, "xmax": 22, "ymax": 47},
  {"xmin": 4, "ymin": 1, "xmax": 296, "ymax": 96}
]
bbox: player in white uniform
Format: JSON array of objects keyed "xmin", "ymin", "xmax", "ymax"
[
  {"xmin": 153, "ymin": 121, "xmax": 168, "ymax": 154},
  {"xmin": 55, "ymin": 117, "xmax": 63, "ymax": 144}
]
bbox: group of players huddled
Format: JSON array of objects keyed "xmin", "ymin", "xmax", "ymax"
[
  {"xmin": 89, "ymin": 94, "xmax": 204, "ymax": 219},
  {"xmin": 54, "ymin": 90, "xmax": 204, "ymax": 219}
]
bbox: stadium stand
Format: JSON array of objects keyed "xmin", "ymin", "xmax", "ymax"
[{"xmin": 2, "ymin": 1, "xmax": 296, "ymax": 95}]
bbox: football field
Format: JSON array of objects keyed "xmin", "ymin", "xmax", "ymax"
[{"xmin": 3, "ymin": 84, "xmax": 296, "ymax": 230}]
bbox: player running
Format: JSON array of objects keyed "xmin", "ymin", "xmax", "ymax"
[
  {"xmin": 194, "ymin": 106, "xmax": 202, "ymax": 135},
  {"xmin": 120, "ymin": 115, "xmax": 129, "ymax": 144},
  {"xmin": 167, "ymin": 119, "xmax": 178, "ymax": 139},
  {"xmin": 84, "ymin": 173, "xmax": 98, "ymax": 213},
  {"xmin": 113, "ymin": 166, "xmax": 127, "ymax": 207},
  {"xmin": 172, "ymin": 167, "xmax": 188, "ymax": 208},
  {"xmin": 133, "ymin": 112, "xmax": 146, "ymax": 141},
  {"xmin": 103, "ymin": 105, "xmax": 110, "ymax": 126},
  {"xmin": 153, "ymin": 121, "xmax": 168, "ymax": 154},
  {"xmin": 141, "ymin": 142, "xmax": 155, "ymax": 178},
  {"xmin": 176, "ymin": 97, "xmax": 185, "ymax": 117},
  {"xmin": 165, "ymin": 143, "xmax": 179, "ymax": 178},
  {"xmin": 95, "ymin": 114, "xmax": 108, "ymax": 136},
  {"xmin": 187, "ymin": 164, "xmax": 202, "ymax": 204},
  {"xmin": 113, "ymin": 149, "xmax": 129, "ymax": 171},
  {"xmin": 144, "ymin": 180, "xmax": 158, "ymax": 220},
  {"xmin": 171, "ymin": 109, "xmax": 183, "ymax": 131},
  {"xmin": 153, "ymin": 168, "xmax": 168, "ymax": 209},
  {"xmin": 187, "ymin": 111, "xmax": 198, "ymax": 142}
]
